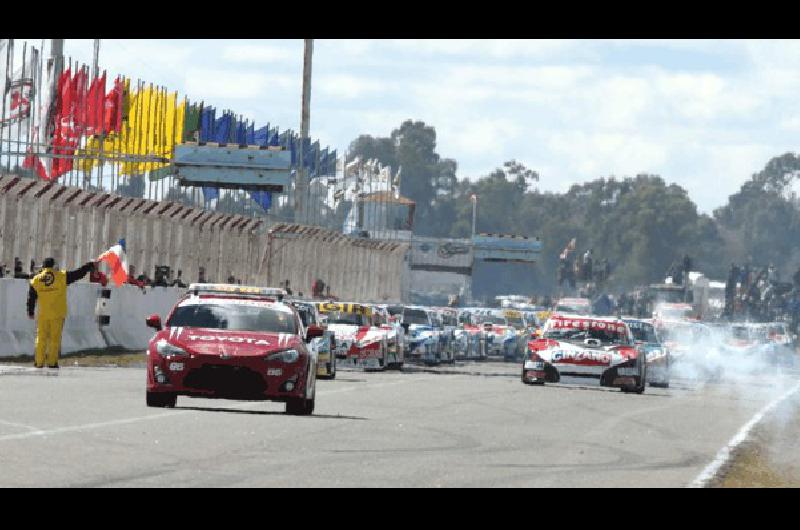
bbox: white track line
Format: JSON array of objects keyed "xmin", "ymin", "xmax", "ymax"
[
  {"xmin": 0, "ymin": 411, "xmax": 184, "ymax": 442},
  {"xmin": 688, "ymin": 380, "xmax": 800, "ymax": 488}
]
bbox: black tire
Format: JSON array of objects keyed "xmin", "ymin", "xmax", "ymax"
[
  {"xmin": 285, "ymin": 396, "xmax": 314, "ymax": 415},
  {"xmin": 146, "ymin": 391, "xmax": 177, "ymax": 408},
  {"xmin": 623, "ymin": 356, "xmax": 647, "ymax": 394}
]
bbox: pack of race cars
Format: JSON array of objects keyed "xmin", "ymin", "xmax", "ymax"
[{"xmin": 143, "ymin": 284, "xmax": 799, "ymax": 413}]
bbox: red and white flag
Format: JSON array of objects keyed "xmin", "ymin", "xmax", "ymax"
[{"xmin": 97, "ymin": 239, "xmax": 128, "ymax": 287}]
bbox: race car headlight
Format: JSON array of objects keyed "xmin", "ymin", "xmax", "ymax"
[
  {"xmin": 155, "ymin": 339, "xmax": 188, "ymax": 357},
  {"xmin": 267, "ymin": 349, "xmax": 300, "ymax": 363}
]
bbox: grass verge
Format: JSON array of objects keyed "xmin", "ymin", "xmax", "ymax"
[
  {"xmin": 712, "ymin": 398, "xmax": 800, "ymax": 488},
  {"xmin": 0, "ymin": 349, "xmax": 146, "ymax": 368}
]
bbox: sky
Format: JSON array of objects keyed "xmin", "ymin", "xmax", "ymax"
[{"xmin": 14, "ymin": 39, "xmax": 800, "ymax": 213}]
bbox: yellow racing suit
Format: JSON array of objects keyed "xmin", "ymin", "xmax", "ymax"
[{"xmin": 27, "ymin": 263, "xmax": 94, "ymax": 368}]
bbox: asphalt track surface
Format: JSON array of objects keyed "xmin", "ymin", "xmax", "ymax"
[{"xmin": 0, "ymin": 361, "xmax": 797, "ymax": 487}]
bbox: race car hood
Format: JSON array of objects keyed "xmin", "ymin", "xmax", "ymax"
[
  {"xmin": 327, "ymin": 323, "xmax": 360, "ymax": 339},
  {"xmin": 155, "ymin": 327, "xmax": 301, "ymax": 357},
  {"xmin": 461, "ymin": 324, "xmax": 482, "ymax": 335},
  {"xmin": 354, "ymin": 326, "xmax": 386, "ymax": 346},
  {"xmin": 528, "ymin": 338, "xmax": 638, "ymax": 367},
  {"xmin": 486, "ymin": 325, "xmax": 513, "ymax": 336}
]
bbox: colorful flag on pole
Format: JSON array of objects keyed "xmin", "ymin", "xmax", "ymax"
[{"xmin": 97, "ymin": 239, "xmax": 129, "ymax": 287}]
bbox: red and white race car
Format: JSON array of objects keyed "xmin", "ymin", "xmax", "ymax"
[
  {"xmin": 145, "ymin": 283, "xmax": 319, "ymax": 415},
  {"xmin": 521, "ymin": 314, "xmax": 646, "ymax": 393},
  {"xmin": 317, "ymin": 302, "xmax": 393, "ymax": 370}
]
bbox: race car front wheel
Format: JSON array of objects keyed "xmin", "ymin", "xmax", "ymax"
[
  {"xmin": 286, "ymin": 396, "xmax": 315, "ymax": 415},
  {"xmin": 146, "ymin": 391, "xmax": 177, "ymax": 408},
  {"xmin": 622, "ymin": 357, "xmax": 646, "ymax": 394}
]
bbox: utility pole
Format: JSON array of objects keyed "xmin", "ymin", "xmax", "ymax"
[
  {"xmin": 50, "ymin": 39, "xmax": 64, "ymax": 75},
  {"xmin": 471, "ymin": 194, "xmax": 478, "ymax": 239},
  {"xmin": 295, "ymin": 39, "xmax": 313, "ymax": 225},
  {"xmin": 92, "ymin": 39, "xmax": 100, "ymax": 79}
]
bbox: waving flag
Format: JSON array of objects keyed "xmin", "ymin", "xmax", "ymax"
[{"xmin": 97, "ymin": 239, "xmax": 129, "ymax": 287}]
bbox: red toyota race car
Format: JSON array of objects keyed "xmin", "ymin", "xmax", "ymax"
[
  {"xmin": 145, "ymin": 284, "xmax": 320, "ymax": 415},
  {"xmin": 521, "ymin": 314, "xmax": 646, "ymax": 393}
]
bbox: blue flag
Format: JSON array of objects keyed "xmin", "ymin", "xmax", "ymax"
[
  {"xmin": 203, "ymin": 186, "xmax": 219, "ymax": 203},
  {"xmin": 329, "ymin": 149, "xmax": 337, "ymax": 175},
  {"xmin": 214, "ymin": 113, "xmax": 232, "ymax": 143},
  {"xmin": 269, "ymin": 127, "xmax": 280, "ymax": 147},
  {"xmin": 251, "ymin": 190, "xmax": 272, "ymax": 211},
  {"xmin": 199, "ymin": 107, "xmax": 216, "ymax": 142},
  {"xmin": 255, "ymin": 125, "xmax": 270, "ymax": 147},
  {"xmin": 246, "ymin": 122, "xmax": 255, "ymax": 145}
]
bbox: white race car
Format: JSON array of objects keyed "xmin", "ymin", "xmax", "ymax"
[
  {"xmin": 317, "ymin": 302, "xmax": 389, "ymax": 371},
  {"xmin": 522, "ymin": 314, "xmax": 647, "ymax": 393}
]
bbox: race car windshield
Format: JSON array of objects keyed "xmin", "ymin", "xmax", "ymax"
[
  {"xmin": 662, "ymin": 324, "xmax": 708, "ymax": 343},
  {"xmin": 167, "ymin": 304, "xmax": 297, "ymax": 334},
  {"xmin": 628, "ymin": 323, "xmax": 658, "ymax": 343},
  {"xmin": 506, "ymin": 316, "xmax": 525, "ymax": 329},
  {"xmin": 544, "ymin": 327, "xmax": 628, "ymax": 345},
  {"xmin": 294, "ymin": 306, "xmax": 312, "ymax": 327},
  {"xmin": 731, "ymin": 327, "xmax": 751, "ymax": 340},
  {"xmin": 324, "ymin": 311, "xmax": 368, "ymax": 326},
  {"xmin": 403, "ymin": 309, "xmax": 430, "ymax": 325},
  {"xmin": 484, "ymin": 316, "xmax": 507, "ymax": 325},
  {"xmin": 556, "ymin": 305, "xmax": 589, "ymax": 315},
  {"xmin": 386, "ymin": 305, "xmax": 403, "ymax": 316}
]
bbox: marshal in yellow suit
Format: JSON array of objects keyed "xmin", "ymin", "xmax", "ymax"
[{"xmin": 27, "ymin": 259, "xmax": 96, "ymax": 368}]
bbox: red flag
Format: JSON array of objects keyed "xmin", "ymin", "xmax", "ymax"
[
  {"xmin": 85, "ymin": 73, "xmax": 105, "ymax": 135},
  {"xmin": 103, "ymin": 76, "xmax": 123, "ymax": 134},
  {"xmin": 71, "ymin": 68, "xmax": 87, "ymax": 133},
  {"xmin": 51, "ymin": 68, "xmax": 72, "ymax": 177}
]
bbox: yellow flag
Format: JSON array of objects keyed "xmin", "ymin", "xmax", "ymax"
[{"xmin": 174, "ymin": 95, "xmax": 185, "ymax": 148}]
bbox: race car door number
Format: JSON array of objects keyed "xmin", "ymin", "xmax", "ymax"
[{"xmin": 169, "ymin": 362, "xmax": 184, "ymax": 371}]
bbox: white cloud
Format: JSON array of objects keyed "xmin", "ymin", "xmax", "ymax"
[
  {"xmin": 184, "ymin": 68, "xmax": 297, "ymax": 100},
  {"xmin": 386, "ymin": 39, "xmax": 586, "ymax": 60},
  {"xmin": 221, "ymin": 43, "xmax": 296, "ymax": 64},
  {"xmin": 546, "ymin": 131, "xmax": 669, "ymax": 179},
  {"xmin": 316, "ymin": 74, "xmax": 392, "ymax": 99}
]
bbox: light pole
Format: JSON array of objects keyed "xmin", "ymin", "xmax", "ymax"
[
  {"xmin": 296, "ymin": 38, "xmax": 313, "ymax": 225},
  {"xmin": 470, "ymin": 194, "xmax": 478, "ymax": 238}
]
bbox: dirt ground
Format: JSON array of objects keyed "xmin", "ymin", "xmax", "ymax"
[{"xmin": 713, "ymin": 396, "xmax": 800, "ymax": 488}]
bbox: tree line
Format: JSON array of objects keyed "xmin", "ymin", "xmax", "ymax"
[{"xmin": 347, "ymin": 120, "xmax": 800, "ymax": 300}]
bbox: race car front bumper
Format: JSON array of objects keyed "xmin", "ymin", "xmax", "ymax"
[{"xmin": 147, "ymin": 351, "xmax": 310, "ymax": 401}]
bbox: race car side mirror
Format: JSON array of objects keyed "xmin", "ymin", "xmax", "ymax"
[
  {"xmin": 145, "ymin": 314, "xmax": 162, "ymax": 331},
  {"xmin": 306, "ymin": 325, "xmax": 324, "ymax": 342}
]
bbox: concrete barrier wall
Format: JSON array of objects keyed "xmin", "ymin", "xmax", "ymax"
[
  {"xmin": 0, "ymin": 176, "xmax": 266, "ymax": 286},
  {"xmin": 0, "ymin": 278, "xmax": 185, "ymax": 357},
  {"xmin": 1, "ymin": 177, "xmax": 411, "ymax": 311},
  {"xmin": 264, "ymin": 224, "xmax": 409, "ymax": 303}
]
